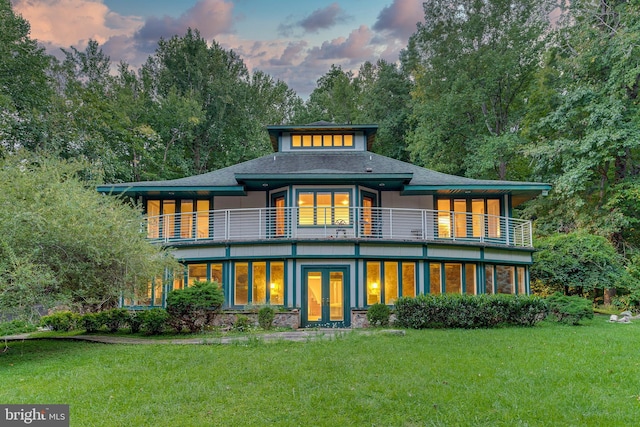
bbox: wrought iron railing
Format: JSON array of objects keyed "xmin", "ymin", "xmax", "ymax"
[{"xmin": 145, "ymin": 207, "xmax": 533, "ymax": 247}]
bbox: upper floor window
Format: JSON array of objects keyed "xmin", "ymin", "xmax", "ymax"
[
  {"xmin": 298, "ymin": 191, "xmax": 350, "ymax": 225},
  {"xmin": 436, "ymin": 198, "xmax": 501, "ymax": 239},
  {"xmin": 291, "ymin": 134, "xmax": 353, "ymax": 149},
  {"xmin": 146, "ymin": 199, "xmax": 210, "ymax": 239}
]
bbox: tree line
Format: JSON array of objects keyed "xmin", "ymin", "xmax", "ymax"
[{"xmin": 1, "ymin": 0, "xmax": 639, "ymax": 309}]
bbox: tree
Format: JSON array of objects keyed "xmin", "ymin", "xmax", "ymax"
[
  {"xmin": 355, "ymin": 60, "xmax": 413, "ymax": 161},
  {"xmin": 0, "ymin": 153, "xmax": 177, "ymax": 318},
  {"xmin": 402, "ymin": 0, "xmax": 554, "ymax": 179},
  {"xmin": 0, "ymin": 0, "xmax": 51, "ymax": 112},
  {"xmin": 300, "ymin": 65, "xmax": 359, "ymax": 124},
  {"xmin": 525, "ymin": 0, "xmax": 640, "ymax": 252},
  {"xmin": 531, "ymin": 232, "xmax": 632, "ymax": 301}
]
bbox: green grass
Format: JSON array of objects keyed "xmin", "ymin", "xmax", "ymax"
[{"xmin": 2, "ymin": 317, "xmax": 639, "ymax": 426}]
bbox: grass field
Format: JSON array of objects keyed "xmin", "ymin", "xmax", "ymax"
[{"xmin": 1, "ymin": 317, "xmax": 639, "ymax": 426}]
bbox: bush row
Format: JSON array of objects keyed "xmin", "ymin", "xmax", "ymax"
[
  {"xmin": 393, "ymin": 294, "xmax": 542, "ymax": 329},
  {"xmin": 392, "ymin": 293, "xmax": 594, "ymax": 329}
]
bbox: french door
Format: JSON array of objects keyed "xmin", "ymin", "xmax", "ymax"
[{"xmin": 302, "ymin": 266, "xmax": 349, "ymax": 327}]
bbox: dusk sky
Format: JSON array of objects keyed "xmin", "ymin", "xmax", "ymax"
[{"xmin": 11, "ymin": 0, "xmax": 425, "ymax": 98}]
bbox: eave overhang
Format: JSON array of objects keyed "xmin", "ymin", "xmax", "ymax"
[
  {"xmin": 401, "ymin": 183, "xmax": 552, "ymax": 206},
  {"xmin": 96, "ymin": 185, "xmax": 246, "ymax": 197},
  {"xmin": 236, "ymin": 172, "xmax": 412, "ymax": 191}
]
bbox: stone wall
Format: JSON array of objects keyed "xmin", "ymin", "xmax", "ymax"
[{"xmin": 211, "ymin": 310, "xmax": 300, "ymax": 329}]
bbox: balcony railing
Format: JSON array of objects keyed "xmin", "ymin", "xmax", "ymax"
[{"xmin": 145, "ymin": 207, "xmax": 533, "ymax": 248}]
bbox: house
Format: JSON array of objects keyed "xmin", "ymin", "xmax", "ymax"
[{"xmin": 97, "ymin": 122, "xmax": 550, "ymax": 327}]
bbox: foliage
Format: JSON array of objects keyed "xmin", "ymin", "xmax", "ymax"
[
  {"xmin": 402, "ymin": 0, "xmax": 554, "ymax": 179},
  {"xmin": 531, "ymin": 231, "xmax": 632, "ymax": 296},
  {"xmin": 102, "ymin": 308, "xmax": 130, "ymax": 333},
  {"xmin": 394, "ymin": 294, "xmax": 548, "ymax": 329},
  {"xmin": 233, "ymin": 314, "xmax": 252, "ymax": 332},
  {"xmin": 40, "ymin": 311, "xmax": 79, "ymax": 332},
  {"xmin": 166, "ymin": 281, "xmax": 224, "ymax": 333},
  {"xmin": 546, "ymin": 293, "xmax": 594, "ymax": 325},
  {"xmin": 366, "ymin": 303, "xmax": 391, "ymax": 327},
  {"xmin": 80, "ymin": 312, "xmax": 105, "ymax": 333},
  {"xmin": 0, "ymin": 153, "xmax": 177, "ymax": 316},
  {"xmin": 127, "ymin": 311, "xmax": 143, "ymax": 333},
  {"xmin": 137, "ymin": 308, "xmax": 170, "ymax": 335},
  {"xmin": 257, "ymin": 306, "xmax": 275, "ymax": 330},
  {"xmin": 0, "ymin": 319, "xmax": 37, "ymax": 336}
]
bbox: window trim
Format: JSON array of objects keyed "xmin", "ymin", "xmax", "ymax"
[{"xmin": 296, "ymin": 189, "xmax": 352, "ymax": 227}]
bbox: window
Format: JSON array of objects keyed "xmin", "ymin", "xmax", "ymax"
[
  {"xmin": 430, "ymin": 262, "xmax": 478, "ymax": 295},
  {"xmin": 517, "ymin": 266, "xmax": 526, "ymax": 295},
  {"xmin": 496, "ymin": 265, "xmax": 515, "ymax": 294},
  {"xmin": 297, "ymin": 191, "xmax": 350, "ymax": 226},
  {"xmin": 366, "ymin": 261, "xmax": 416, "ymax": 305},
  {"xmin": 188, "ymin": 264, "xmax": 207, "ymax": 286},
  {"xmin": 234, "ymin": 261, "xmax": 285, "ymax": 306},
  {"xmin": 436, "ymin": 198, "xmax": 502, "ymax": 240},
  {"xmin": 146, "ymin": 199, "xmax": 210, "ymax": 239},
  {"xmin": 291, "ymin": 133, "xmax": 354, "ymax": 149}
]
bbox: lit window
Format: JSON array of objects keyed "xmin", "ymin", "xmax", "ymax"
[
  {"xmin": 297, "ymin": 191, "xmax": 350, "ymax": 225},
  {"xmin": 234, "ymin": 261, "xmax": 286, "ymax": 306},
  {"xmin": 290, "ymin": 133, "xmax": 355, "ymax": 149},
  {"xmin": 366, "ymin": 261, "xmax": 416, "ymax": 305}
]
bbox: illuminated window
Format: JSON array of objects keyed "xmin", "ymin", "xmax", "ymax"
[
  {"xmin": 366, "ymin": 261, "xmax": 416, "ymax": 305},
  {"xmin": 436, "ymin": 198, "xmax": 501, "ymax": 240},
  {"xmin": 147, "ymin": 200, "xmax": 160, "ymax": 238},
  {"xmin": 291, "ymin": 134, "xmax": 355, "ymax": 149},
  {"xmin": 196, "ymin": 200, "xmax": 210, "ymax": 238},
  {"xmin": 445, "ymin": 263, "xmax": 462, "ymax": 294},
  {"xmin": 188, "ymin": 264, "xmax": 207, "ymax": 286},
  {"xmin": 517, "ymin": 266, "xmax": 526, "ymax": 295},
  {"xmin": 146, "ymin": 199, "xmax": 209, "ymax": 240},
  {"xmin": 234, "ymin": 261, "xmax": 286, "ymax": 306},
  {"xmin": 430, "ymin": 263, "xmax": 441, "ymax": 294},
  {"xmin": 297, "ymin": 191, "xmax": 351, "ymax": 225}
]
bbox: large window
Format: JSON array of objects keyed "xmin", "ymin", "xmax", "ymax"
[
  {"xmin": 234, "ymin": 261, "xmax": 285, "ymax": 306},
  {"xmin": 429, "ymin": 262, "xmax": 478, "ymax": 295},
  {"xmin": 437, "ymin": 198, "xmax": 501, "ymax": 240},
  {"xmin": 291, "ymin": 133, "xmax": 354, "ymax": 148},
  {"xmin": 366, "ymin": 261, "xmax": 416, "ymax": 305},
  {"xmin": 484, "ymin": 265, "xmax": 527, "ymax": 295},
  {"xmin": 298, "ymin": 191, "xmax": 350, "ymax": 226},
  {"xmin": 146, "ymin": 199, "xmax": 210, "ymax": 239}
]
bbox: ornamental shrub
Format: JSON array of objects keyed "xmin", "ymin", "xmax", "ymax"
[
  {"xmin": 40, "ymin": 311, "xmax": 79, "ymax": 331},
  {"xmin": 138, "ymin": 308, "xmax": 169, "ymax": 335},
  {"xmin": 166, "ymin": 281, "xmax": 224, "ymax": 333},
  {"xmin": 0, "ymin": 320, "xmax": 37, "ymax": 336},
  {"xmin": 103, "ymin": 308, "xmax": 130, "ymax": 332},
  {"xmin": 128, "ymin": 311, "xmax": 143, "ymax": 333},
  {"xmin": 546, "ymin": 293, "xmax": 593, "ymax": 325},
  {"xmin": 234, "ymin": 314, "xmax": 251, "ymax": 332},
  {"xmin": 367, "ymin": 303, "xmax": 391, "ymax": 327},
  {"xmin": 258, "ymin": 306, "xmax": 275, "ymax": 330},
  {"xmin": 394, "ymin": 294, "xmax": 548, "ymax": 329},
  {"xmin": 81, "ymin": 312, "xmax": 105, "ymax": 333}
]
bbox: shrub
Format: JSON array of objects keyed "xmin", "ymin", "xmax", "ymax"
[
  {"xmin": 0, "ymin": 320, "xmax": 38, "ymax": 336},
  {"xmin": 166, "ymin": 281, "xmax": 224, "ymax": 333},
  {"xmin": 394, "ymin": 294, "xmax": 548, "ymax": 329},
  {"xmin": 81, "ymin": 312, "xmax": 105, "ymax": 333},
  {"xmin": 40, "ymin": 311, "xmax": 79, "ymax": 331},
  {"xmin": 138, "ymin": 308, "xmax": 169, "ymax": 335},
  {"xmin": 546, "ymin": 293, "xmax": 593, "ymax": 325},
  {"xmin": 234, "ymin": 314, "xmax": 252, "ymax": 332},
  {"xmin": 258, "ymin": 306, "xmax": 275, "ymax": 330},
  {"xmin": 367, "ymin": 303, "xmax": 391, "ymax": 327},
  {"xmin": 128, "ymin": 311, "xmax": 143, "ymax": 333},
  {"xmin": 103, "ymin": 308, "xmax": 130, "ymax": 332}
]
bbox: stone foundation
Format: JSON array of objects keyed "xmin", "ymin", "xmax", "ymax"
[{"xmin": 211, "ymin": 310, "xmax": 300, "ymax": 329}]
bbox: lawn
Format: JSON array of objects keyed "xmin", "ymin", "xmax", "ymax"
[{"xmin": 1, "ymin": 317, "xmax": 639, "ymax": 426}]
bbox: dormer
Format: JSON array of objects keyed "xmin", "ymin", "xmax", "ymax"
[{"xmin": 267, "ymin": 121, "xmax": 378, "ymax": 153}]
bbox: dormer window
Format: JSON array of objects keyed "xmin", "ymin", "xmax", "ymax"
[{"xmin": 291, "ymin": 133, "xmax": 354, "ymax": 149}]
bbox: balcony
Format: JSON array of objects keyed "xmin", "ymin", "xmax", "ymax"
[{"xmin": 145, "ymin": 207, "xmax": 533, "ymax": 248}]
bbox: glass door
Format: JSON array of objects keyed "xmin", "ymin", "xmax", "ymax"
[{"xmin": 303, "ymin": 266, "xmax": 348, "ymax": 327}]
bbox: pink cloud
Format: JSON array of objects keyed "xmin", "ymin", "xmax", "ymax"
[
  {"xmin": 12, "ymin": 0, "xmax": 142, "ymax": 48},
  {"xmin": 373, "ymin": 0, "xmax": 424, "ymax": 41}
]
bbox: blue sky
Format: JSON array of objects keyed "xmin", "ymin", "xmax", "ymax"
[{"xmin": 12, "ymin": 0, "xmax": 424, "ymax": 98}]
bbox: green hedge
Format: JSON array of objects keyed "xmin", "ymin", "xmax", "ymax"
[{"xmin": 394, "ymin": 294, "xmax": 548, "ymax": 329}]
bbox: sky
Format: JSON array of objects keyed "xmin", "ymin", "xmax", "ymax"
[{"xmin": 11, "ymin": 0, "xmax": 425, "ymax": 98}]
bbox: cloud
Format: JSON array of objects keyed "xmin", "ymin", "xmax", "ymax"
[
  {"xmin": 278, "ymin": 2, "xmax": 351, "ymax": 36},
  {"xmin": 12, "ymin": 0, "xmax": 143, "ymax": 48},
  {"xmin": 133, "ymin": 0, "xmax": 234, "ymax": 52},
  {"xmin": 306, "ymin": 25, "xmax": 375, "ymax": 63},
  {"xmin": 373, "ymin": 0, "xmax": 424, "ymax": 41}
]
